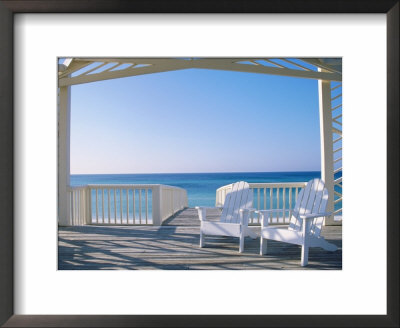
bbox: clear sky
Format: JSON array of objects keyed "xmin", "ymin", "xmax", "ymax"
[{"xmin": 70, "ymin": 68, "xmax": 321, "ymax": 174}]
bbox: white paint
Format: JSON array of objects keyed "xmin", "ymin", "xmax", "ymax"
[
  {"xmin": 14, "ymin": 14, "xmax": 386, "ymax": 315},
  {"xmin": 57, "ymin": 85, "xmax": 71, "ymax": 226}
]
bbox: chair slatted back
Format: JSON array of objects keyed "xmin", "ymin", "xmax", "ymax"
[
  {"xmin": 288, "ymin": 179, "xmax": 329, "ymax": 237},
  {"xmin": 220, "ymin": 181, "xmax": 253, "ymax": 224}
]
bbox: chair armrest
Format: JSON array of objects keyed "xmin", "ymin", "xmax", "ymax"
[
  {"xmin": 299, "ymin": 212, "xmax": 332, "ymax": 220},
  {"xmin": 255, "ymin": 209, "xmax": 290, "ymax": 214},
  {"xmin": 239, "ymin": 208, "xmax": 257, "ymax": 213}
]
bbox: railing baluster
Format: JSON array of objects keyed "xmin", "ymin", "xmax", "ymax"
[
  {"xmin": 289, "ymin": 187, "xmax": 293, "ymax": 219},
  {"xmin": 269, "ymin": 188, "xmax": 273, "ymax": 222},
  {"xmin": 73, "ymin": 191, "xmax": 76, "ymax": 225},
  {"xmin": 132, "ymin": 189, "xmax": 136, "ymax": 224},
  {"xmin": 145, "ymin": 189, "xmax": 148, "ymax": 224},
  {"xmin": 120, "ymin": 188, "xmax": 123, "ymax": 222},
  {"xmin": 126, "ymin": 189, "xmax": 129, "ymax": 223},
  {"xmin": 75, "ymin": 190, "xmax": 78, "ymax": 225},
  {"xmin": 263, "ymin": 188, "xmax": 266, "ymax": 210},
  {"xmin": 80, "ymin": 190, "xmax": 83, "ymax": 225},
  {"xmin": 74, "ymin": 191, "xmax": 77, "ymax": 225},
  {"xmin": 95, "ymin": 188, "xmax": 98, "ymax": 224},
  {"xmin": 102, "ymin": 188, "xmax": 105, "ymax": 223},
  {"xmin": 139, "ymin": 189, "xmax": 142, "ymax": 224},
  {"xmin": 282, "ymin": 188, "xmax": 286, "ymax": 223},
  {"xmin": 114, "ymin": 188, "xmax": 117, "ymax": 224},
  {"xmin": 108, "ymin": 188, "xmax": 111, "ymax": 223},
  {"xmin": 277, "ymin": 188, "xmax": 280, "ymax": 223},
  {"xmin": 170, "ymin": 189, "xmax": 173, "ymax": 216},
  {"xmin": 257, "ymin": 188, "xmax": 260, "ymax": 210},
  {"xmin": 70, "ymin": 191, "xmax": 74, "ymax": 226},
  {"xmin": 88, "ymin": 187, "xmax": 92, "ymax": 224}
]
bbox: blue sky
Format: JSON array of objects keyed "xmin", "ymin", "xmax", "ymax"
[{"xmin": 70, "ymin": 68, "xmax": 321, "ymax": 174}]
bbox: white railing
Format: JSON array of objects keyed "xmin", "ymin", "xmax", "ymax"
[
  {"xmin": 68, "ymin": 185, "xmax": 89, "ymax": 226},
  {"xmin": 216, "ymin": 182, "xmax": 307, "ymax": 225},
  {"xmin": 67, "ymin": 184, "xmax": 188, "ymax": 226},
  {"xmin": 159, "ymin": 185, "xmax": 188, "ymax": 222}
]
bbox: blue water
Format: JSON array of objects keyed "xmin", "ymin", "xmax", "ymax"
[{"xmin": 71, "ymin": 171, "xmax": 323, "ymax": 208}]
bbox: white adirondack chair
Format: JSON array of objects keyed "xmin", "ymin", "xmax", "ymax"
[
  {"xmin": 258, "ymin": 179, "xmax": 338, "ymax": 266},
  {"xmin": 195, "ymin": 181, "xmax": 257, "ymax": 253}
]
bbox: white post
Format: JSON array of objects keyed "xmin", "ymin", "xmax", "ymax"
[
  {"xmin": 152, "ymin": 185, "xmax": 162, "ymax": 226},
  {"xmin": 318, "ymin": 74, "xmax": 335, "ymax": 226},
  {"xmin": 85, "ymin": 186, "xmax": 92, "ymax": 224},
  {"xmin": 58, "ymin": 85, "xmax": 71, "ymax": 226}
]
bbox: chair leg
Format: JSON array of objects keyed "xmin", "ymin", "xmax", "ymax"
[
  {"xmin": 301, "ymin": 245, "xmax": 309, "ymax": 266},
  {"xmin": 239, "ymin": 233, "xmax": 244, "ymax": 253},
  {"xmin": 260, "ymin": 237, "xmax": 267, "ymax": 255},
  {"xmin": 199, "ymin": 231, "xmax": 205, "ymax": 248}
]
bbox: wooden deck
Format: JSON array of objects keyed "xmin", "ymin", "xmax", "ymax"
[{"xmin": 58, "ymin": 208, "xmax": 342, "ymax": 270}]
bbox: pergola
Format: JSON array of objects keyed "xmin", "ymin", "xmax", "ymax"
[{"xmin": 58, "ymin": 58, "xmax": 342, "ymax": 226}]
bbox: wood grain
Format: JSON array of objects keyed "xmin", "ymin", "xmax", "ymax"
[{"xmin": 58, "ymin": 208, "xmax": 342, "ymax": 270}]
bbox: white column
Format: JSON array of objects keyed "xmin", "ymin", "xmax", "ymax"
[
  {"xmin": 58, "ymin": 85, "xmax": 71, "ymax": 226},
  {"xmin": 152, "ymin": 185, "xmax": 162, "ymax": 226},
  {"xmin": 318, "ymin": 76, "xmax": 335, "ymax": 226}
]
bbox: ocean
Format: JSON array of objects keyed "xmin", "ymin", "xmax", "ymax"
[{"xmin": 71, "ymin": 171, "xmax": 322, "ymax": 208}]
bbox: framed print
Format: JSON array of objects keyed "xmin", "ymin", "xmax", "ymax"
[{"xmin": 0, "ymin": 0, "xmax": 398, "ymax": 327}]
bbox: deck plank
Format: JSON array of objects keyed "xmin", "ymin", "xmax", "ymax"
[{"xmin": 58, "ymin": 208, "xmax": 342, "ymax": 270}]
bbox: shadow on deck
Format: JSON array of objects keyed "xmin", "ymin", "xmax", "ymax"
[{"xmin": 58, "ymin": 208, "xmax": 342, "ymax": 270}]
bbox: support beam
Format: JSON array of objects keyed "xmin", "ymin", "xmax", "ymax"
[
  {"xmin": 189, "ymin": 59, "xmax": 342, "ymax": 82},
  {"xmin": 58, "ymin": 60, "xmax": 93, "ymax": 79},
  {"xmin": 318, "ymin": 74, "xmax": 336, "ymax": 226},
  {"xmin": 58, "ymin": 85, "xmax": 71, "ymax": 226},
  {"xmin": 59, "ymin": 58, "xmax": 342, "ymax": 86},
  {"xmin": 59, "ymin": 62, "xmax": 193, "ymax": 87}
]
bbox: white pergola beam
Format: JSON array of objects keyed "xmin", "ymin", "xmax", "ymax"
[
  {"xmin": 59, "ymin": 58, "xmax": 342, "ymax": 86},
  {"xmin": 191, "ymin": 59, "xmax": 342, "ymax": 81},
  {"xmin": 302, "ymin": 58, "xmax": 342, "ymax": 74},
  {"xmin": 59, "ymin": 62, "xmax": 193, "ymax": 86},
  {"xmin": 58, "ymin": 60, "xmax": 94, "ymax": 78}
]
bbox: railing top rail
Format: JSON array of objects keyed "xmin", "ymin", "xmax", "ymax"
[
  {"xmin": 69, "ymin": 184, "xmax": 186, "ymax": 191},
  {"xmin": 216, "ymin": 181, "xmax": 308, "ymax": 191}
]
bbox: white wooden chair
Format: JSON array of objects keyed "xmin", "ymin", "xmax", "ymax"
[
  {"xmin": 195, "ymin": 181, "xmax": 257, "ymax": 253},
  {"xmin": 258, "ymin": 179, "xmax": 338, "ymax": 266}
]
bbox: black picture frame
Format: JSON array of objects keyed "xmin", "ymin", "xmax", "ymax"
[{"xmin": 0, "ymin": 1, "xmax": 398, "ymax": 327}]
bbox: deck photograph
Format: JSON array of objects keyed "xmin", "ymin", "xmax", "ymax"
[{"xmin": 58, "ymin": 58, "xmax": 343, "ymax": 270}]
